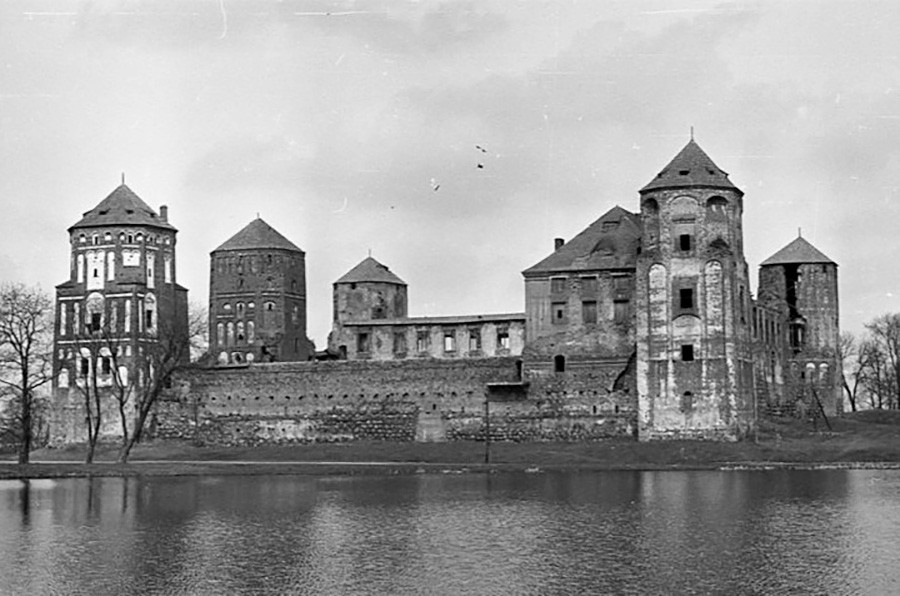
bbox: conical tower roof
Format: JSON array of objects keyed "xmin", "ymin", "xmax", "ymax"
[
  {"xmin": 213, "ymin": 217, "xmax": 303, "ymax": 253},
  {"xmin": 70, "ymin": 183, "xmax": 175, "ymax": 231},
  {"xmin": 335, "ymin": 256, "xmax": 406, "ymax": 285},
  {"xmin": 640, "ymin": 139, "xmax": 740, "ymax": 194},
  {"xmin": 761, "ymin": 235, "xmax": 835, "ymax": 266}
]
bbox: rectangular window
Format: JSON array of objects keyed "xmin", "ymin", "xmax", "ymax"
[
  {"xmin": 497, "ymin": 328, "xmax": 510, "ymax": 350},
  {"xmin": 552, "ymin": 302, "xmax": 567, "ymax": 325},
  {"xmin": 80, "ymin": 357, "xmax": 89, "ymax": 376},
  {"xmin": 393, "ymin": 331, "xmax": 407, "ymax": 354},
  {"xmin": 443, "ymin": 330, "xmax": 456, "ymax": 352},
  {"xmin": 416, "ymin": 330, "xmax": 429, "ymax": 353},
  {"xmin": 614, "ymin": 300, "xmax": 628, "ymax": 324},
  {"xmin": 679, "ymin": 234, "xmax": 692, "ymax": 251},
  {"xmin": 681, "ymin": 344, "xmax": 695, "ymax": 362},
  {"xmin": 101, "ymin": 356, "xmax": 112, "ymax": 375},
  {"xmin": 582, "ymin": 301, "xmax": 597, "ymax": 325},
  {"xmin": 468, "ymin": 329, "xmax": 481, "ymax": 352},
  {"xmin": 580, "ymin": 277, "xmax": 597, "ymax": 294},
  {"xmin": 550, "ymin": 277, "xmax": 566, "ymax": 294},
  {"xmin": 679, "ymin": 288, "xmax": 694, "ymax": 310},
  {"xmin": 357, "ymin": 332, "xmax": 370, "ymax": 353},
  {"xmin": 90, "ymin": 312, "xmax": 101, "ymax": 333}
]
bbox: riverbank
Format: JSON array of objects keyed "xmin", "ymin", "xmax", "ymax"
[{"xmin": 2, "ymin": 411, "xmax": 899, "ymax": 479}]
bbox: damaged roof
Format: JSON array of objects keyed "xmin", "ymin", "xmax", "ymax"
[
  {"xmin": 70, "ymin": 184, "xmax": 175, "ymax": 231},
  {"xmin": 640, "ymin": 139, "xmax": 740, "ymax": 194},
  {"xmin": 335, "ymin": 256, "xmax": 406, "ymax": 285},
  {"xmin": 760, "ymin": 236, "xmax": 836, "ymax": 266},
  {"xmin": 523, "ymin": 205, "xmax": 642, "ymax": 276},
  {"xmin": 213, "ymin": 217, "xmax": 303, "ymax": 253}
]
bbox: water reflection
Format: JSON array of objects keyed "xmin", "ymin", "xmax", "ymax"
[{"xmin": 0, "ymin": 470, "xmax": 898, "ymax": 595}]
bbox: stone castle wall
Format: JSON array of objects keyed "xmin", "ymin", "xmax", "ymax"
[{"xmin": 151, "ymin": 357, "xmax": 637, "ymax": 445}]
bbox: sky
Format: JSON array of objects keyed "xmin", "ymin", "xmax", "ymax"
[{"xmin": 1, "ymin": 0, "xmax": 899, "ymax": 346}]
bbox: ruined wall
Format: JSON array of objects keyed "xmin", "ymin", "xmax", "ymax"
[
  {"xmin": 332, "ymin": 318, "xmax": 526, "ymax": 361},
  {"xmin": 150, "ymin": 357, "xmax": 635, "ymax": 445}
]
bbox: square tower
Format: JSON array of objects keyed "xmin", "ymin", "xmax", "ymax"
[
  {"xmin": 51, "ymin": 182, "xmax": 189, "ymax": 444},
  {"xmin": 209, "ymin": 217, "xmax": 313, "ymax": 364}
]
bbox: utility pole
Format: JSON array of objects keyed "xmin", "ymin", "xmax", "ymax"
[{"xmin": 484, "ymin": 392, "xmax": 491, "ymax": 464}]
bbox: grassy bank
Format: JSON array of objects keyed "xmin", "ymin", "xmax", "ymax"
[{"xmin": 2, "ymin": 411, "xmax": 899, "ymax": 480}]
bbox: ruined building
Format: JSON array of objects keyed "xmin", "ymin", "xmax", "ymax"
[
  {"xmin": 51, "ymin": 183, "xmax": 189, "ymax": 443},
  {"xmin": 209, "ymin": 217, "xmax": 314, "ymax": 364},
  {"xmin": 50, "ymin": 139, "xmax": 841, "ymax": 446},
  {"xmin": 328, "ymin": 256, "xmax": 525, "ymax": 361}
]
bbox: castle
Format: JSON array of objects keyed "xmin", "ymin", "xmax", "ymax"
[{"xmin": 50, "ymin": 139, "xmax": 841, "ymax": 445}]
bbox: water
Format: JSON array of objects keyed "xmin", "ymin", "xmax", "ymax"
[{"xmin": 1, "ymin": 470, "xmax": 899, "ymax": 595}]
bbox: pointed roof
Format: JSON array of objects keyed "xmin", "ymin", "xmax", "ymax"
[
  {"xmin": 640, "ymin": 139, "xmax": 740, "ymax": 194},
  {"xmin": 335, "ymin": 257, "xmax": 406, "ymax": 285},
  {"xmin": 761, "ymin": 236, "xmax": 836, "ymax": 266},
  {"xmin": 213, "ymin": 217, "xmax": 303, "ymax": 253},
  {"xmin": 523, "ymin": 205, "xmax": 642, "ymax": 276},
  {"xmin": 70, "ymin": 184, "xmax": 175, "ymax": 231}
]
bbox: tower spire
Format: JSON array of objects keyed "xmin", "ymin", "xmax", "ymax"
[
  {"xmin": 121, "ymin": 172, "xmax": 125, "ymax": 185},
  {"xmin": 690, "ymin": 126, "xmax": 694, "ymax": 141}
]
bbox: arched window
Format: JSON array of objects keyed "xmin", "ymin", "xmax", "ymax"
[
  {"xmin": 554, "ymin": 354, "xmax": 566, "ymax": 373},
  {"xmin": 86, "ymin": 292, "xmax": 104, "ymax": 333},
  {"xmin": 107, "ymin": 251, "xmax": 115, "ymax": 281},
  {"xmin": 79, "ymin": 234, "xmax": 86, "ymax": 244},
  {"xmin": 104, "ymin": 232, "xmax": 112, "ymax": 243},
  {"xmin": 217, "ymin": 323, "xmax": 225, "ymax": 346},
  {"xmin": 247, "ymin": 321, "xmax": 255, "ymax": 343},
  {"xmin": 226, "ymin": 322, "xmax": 234, "ymax": 346},
  {"xmin": 76, "ymin": 254, "xmax": 85, "ymax": 283},
  {"xmin": 236, "ymin": 302, "xmax": 245, "ymax": 317},
  {"xmin": 144, "ymin": 293, "xmax": 157, "ymax": 335},
  {"xmin": 223, "ymin": 303, "xmax": 232, "ymax": 312},
  {"xmin": 236, "ymin": 321, "xmax": 245, "ymax": 342},
  {"xmin": 706, "ymin": 196, "xmax": 728, "ymax": 221}
]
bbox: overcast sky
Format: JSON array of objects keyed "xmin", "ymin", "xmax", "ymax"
[{"xmin": 1, "ymin": 0, "xmax": 898, "ymax": 345}]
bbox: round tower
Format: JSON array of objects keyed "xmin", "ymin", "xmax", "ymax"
[{"xmin": 635, "ymin": 139, "xmax": 755, "ymax": 440}]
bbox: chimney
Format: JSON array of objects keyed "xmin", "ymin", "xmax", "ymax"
[
  {"xmin": 554, "ymin": 238, "xmax": 564, "ymax": 251},
  {"xmin": 159, "ymin": 205, "xmax": 168, "ymax": 222}
]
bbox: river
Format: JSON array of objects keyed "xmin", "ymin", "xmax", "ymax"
[{"xmin": 1, "ymin": 470, "xmax": 899, "ymax": 594}]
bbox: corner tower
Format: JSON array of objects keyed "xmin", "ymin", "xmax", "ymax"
[
  {"xmin": 328, "ymin": 256, "xmax": 407, "ymax": 358},
  {"xmin": 51, "ymin": 182, "xmax": 189, "ymax": 444},
  {"xmin": 758, "ymin": 235, "xmax": 840, "ymax": 416},
  {"xmin": 209, "ymin": 218, "xmax": 313, "ymax": 363},
  {"xmin": 635, "ymin": 140, "xmax": 755, "ymax": 440}
]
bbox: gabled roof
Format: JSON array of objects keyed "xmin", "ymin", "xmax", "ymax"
[
  {"xmin": 760, "ymin": 236, "xmax": 836, "ymax": 266},
  {"xmin": 335, "ymin": 256, "xmax": 406, "ymax": 285},
  {"xmin": 640, "ymin": 139, "xmax": 740, "ymax": 194},
  {"xmin": 523, "ymin": 205, "xmax": 642, "ymax": 276},
  {"xmin": 70, "ymin": 184, "xmax": 175, "ymax": 231},
  {"xmin": 213, "ymin": 218, "xmax": 303, "ymax": 253}
]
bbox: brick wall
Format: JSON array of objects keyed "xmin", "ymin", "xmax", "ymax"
[{"xmin": 151, "ymin": 356, "xmax": 638, "ymax": 445}]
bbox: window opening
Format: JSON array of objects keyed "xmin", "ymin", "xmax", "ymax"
[
  {"xmin": 679, "ymin": 288, "xmax": 694, "ymax": 310},
  {"xmin": 681, "ymin": 344, "xmax": 695, "ymax": 361},
  {"xmin": 554, "ymin": 354, "xmax": 566, "ymax": 373}
]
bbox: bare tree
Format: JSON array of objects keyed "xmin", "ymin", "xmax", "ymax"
[
  {"xmin": 0, "ymin": 284, "xmax": 54, "ymax": 464},
  {"xmin": 118, "ymin": 303, "xmax": 206, "ymax": 463},
  {"xmin": 839, "ymin": 332, "xmax": 863, "ymax": 412},
  {"xmin": 70, "ymin": 333, "xmax": 106, "ymax": 464},
  {"xmin": 863, "ymin": 314, "xmax": 900, "ymax": 409}
]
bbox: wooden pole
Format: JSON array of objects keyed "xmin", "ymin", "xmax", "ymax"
[{"xmin": 484, "ymin": 393, "xmax": 491, "ymax": 464}]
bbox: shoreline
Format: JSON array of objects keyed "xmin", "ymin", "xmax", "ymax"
[{"xmin": 3, "ymin": 458, "xmax": 900, "ymax": 480}]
